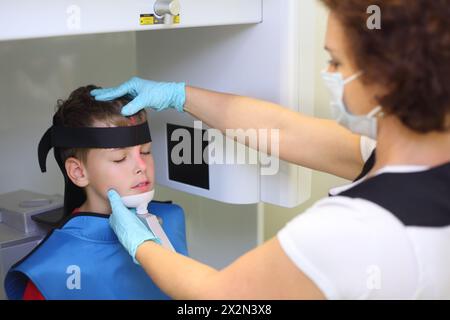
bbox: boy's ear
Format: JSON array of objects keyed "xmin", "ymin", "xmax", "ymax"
[{"xmin": 65, "ymin": 157, "xmax": 89, "ymax": 188}]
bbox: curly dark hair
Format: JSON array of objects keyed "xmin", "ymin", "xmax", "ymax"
[
  {"xmin": 53, "ymin": 85, "xmax": 147, "ymax": 163},
  {"xmin": 321, "ymin": 0, "xmax": 450, "ymax": 133}
]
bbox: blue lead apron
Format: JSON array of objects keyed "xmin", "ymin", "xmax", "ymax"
[{"xmin": 5, "ymin": 201, "xmax": 188, "ymax": 300}]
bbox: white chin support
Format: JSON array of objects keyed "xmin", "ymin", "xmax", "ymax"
[
  {"xmin": 120, "ymin": 189, "xmax": 155, "ymax": 215},
  {"xmin": 120, "ymin": 189, "xmax": 175, "ymax": 252}
]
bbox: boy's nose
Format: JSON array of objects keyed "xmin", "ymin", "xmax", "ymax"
[{"xmin": 133, "ymin": 150, "xmax": 147, "ymax": 173}]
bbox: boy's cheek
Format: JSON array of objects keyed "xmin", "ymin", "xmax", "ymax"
[
  {"xmin": 101, "ymin": 186, "xmax": 121, "ymax": 203},
  {"xmin": 102, "ymin": 175, "xmax": 135, "ymax": 197},
  {"xmin": 102, "ymin": 182, "xmax": 126, "ymax": 198},
  {"xmin": 93, "ymin": 171, "xmax": 124, "ymax": 198},
  {"xmin": 147, "ymin": 168, "xmax": 155, "ymax": 182}
]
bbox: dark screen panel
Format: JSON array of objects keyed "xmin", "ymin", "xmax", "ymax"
[{"xmin": 166, "ymin": 123, "xmax": 210, "ymax": 190}]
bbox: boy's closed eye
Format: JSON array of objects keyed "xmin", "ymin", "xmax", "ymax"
[{"xmin": 110, "ymin": 147, "xmax": 152, "ymax": 163}]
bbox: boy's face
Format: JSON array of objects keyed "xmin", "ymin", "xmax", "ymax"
[
  {"xmin": 65, "ymin": 121, "xmax": 155, "ymax": 213},
  {"xmin": 84, "ymin": 141, "xmax": 155, "ymax": 198}
]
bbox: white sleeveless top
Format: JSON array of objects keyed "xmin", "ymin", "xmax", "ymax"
[{"xmin": 278, "ymin": 136, "xmax": 450, "ymax": 299}]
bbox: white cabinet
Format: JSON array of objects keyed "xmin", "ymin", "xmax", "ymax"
[{"xmin": 0, "ymin": 0, "xmax": 262, "ymax": 41}]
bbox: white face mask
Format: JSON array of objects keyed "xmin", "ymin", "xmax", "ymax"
[{"xmin": 321, "ymin": 70, "xmax": 382, "ymax": 139}]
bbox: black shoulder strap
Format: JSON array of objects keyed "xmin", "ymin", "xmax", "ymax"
[
  {"xmin": 338, "ymin": 162, "xmax": 450, "ymax": 227},
  {"xmin": 354, "ymin": 150, "xmax": 376, "ymax": 182}
]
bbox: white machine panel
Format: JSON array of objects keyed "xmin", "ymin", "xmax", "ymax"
[{"xmin": 138, "ymin": 0, "xmax": 314, "ymax": 207}]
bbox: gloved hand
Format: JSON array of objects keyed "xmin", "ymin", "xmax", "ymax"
[
  {"xmin": 107, "ymin": 189, "xmax": 161, "ymax": 264},
  {"xmin": 91, "ymin": 77, "xmax": 186, "ymax": 115}
]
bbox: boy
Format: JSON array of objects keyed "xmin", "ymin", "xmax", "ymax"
[{"xmin": 4, "ymin": 85, "xmax": 188, "ymax": 300}]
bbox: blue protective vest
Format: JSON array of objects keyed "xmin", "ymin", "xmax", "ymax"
[{"xmin": 4, "ymin": 201, "xmax": 188, "ymax": 300}]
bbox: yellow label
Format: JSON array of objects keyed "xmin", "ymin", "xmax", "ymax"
[
  {"xmin": 140, "ymin": 15, "xmax": 154, "ymax": 25},
  {"xmin": 139, "ymin": 14, "xmax": 180, "ymax": 25}
]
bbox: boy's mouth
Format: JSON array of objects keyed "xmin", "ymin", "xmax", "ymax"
[{"xmin": 131, "ymin": 181, "xmax": 151, "ymax": 192}]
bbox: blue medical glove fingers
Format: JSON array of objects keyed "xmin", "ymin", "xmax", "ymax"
[
  {"xmin": 107, "ymin": 189, "xmax": 159, "ymax": 264},
  {"xmin": 91, "ymin": 85, "xmax": 130, "ymax": 101},
  {"xmin": 91, "ymin": 77, "xmax": 186, "ymax": 113},
  {"xmin": 121, "ymin": 81, "xmax": 186, "ymax": 115},
  {"xmin": 121, "ymin": 95, "xmax": 149, "ymax": 116},
  {"xmin": 108, "ymin": 189, "xmax": 126, "ymax": 210},
  {"xmin": 91, "ymin": 76, "xmax": 142, "ymax": 101}
]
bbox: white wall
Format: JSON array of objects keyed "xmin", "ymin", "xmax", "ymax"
[{"xmin": 0, "ymin": 33, "xmax": 137, "ymax": 195}]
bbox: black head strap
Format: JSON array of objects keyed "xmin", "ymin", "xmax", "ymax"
[{"xmin": 38, "ymin": 122, "xmax": 151, "ymax": 172}]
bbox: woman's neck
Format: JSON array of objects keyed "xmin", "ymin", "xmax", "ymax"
[{"xmin": 373, "ymin": 115, "xmax": 450, "ymax": 172}]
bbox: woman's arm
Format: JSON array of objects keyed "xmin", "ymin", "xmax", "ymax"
[
  {"xmin": 92, "ymin": 79, "xmax": 364, "ymax": 180},
  {"xmin": 136, "ymin": 237, "xmax": 325, "ymax": 300},
  {"xmin": 107, "ymin": 190, "xmax": 325, "ymax": 299},
  {"xmin": 185, "ymin": 86, "xmax": 364, "ymax": 180}
]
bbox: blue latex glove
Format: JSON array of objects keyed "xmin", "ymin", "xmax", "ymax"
[
  {"xmin": 107, "ymin": 189, "xmax": 161, "ymax": 264},
  {"xmin": 90, "ymin": 77, "xmax": 186, "ymax": 115}
]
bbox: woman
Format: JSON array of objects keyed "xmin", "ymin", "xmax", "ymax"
[{"xmin": 91, "ymin": 0, "xmax": 450, "ymax": 299}]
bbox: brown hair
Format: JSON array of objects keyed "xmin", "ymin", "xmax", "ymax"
[
  {"xmin": 321, "ymin": 0, "xmax": 450, "ymax": 133},
  {"xmin": 53, "ymin": 85, "xmax": 147, "ymax": 164}
]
